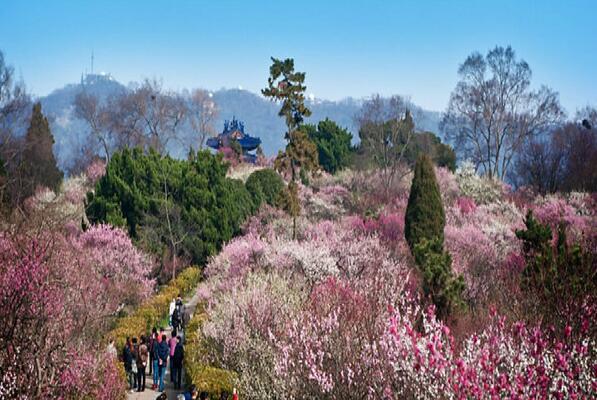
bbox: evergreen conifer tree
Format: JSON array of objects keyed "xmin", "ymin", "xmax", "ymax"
[
  {"xmin": 404, "ymin": 154, "xmax": 445, "ymax": 251},
  {"xmin": 262, "ymin": 57, "xmax": 319, "ymax": 238},
  {"xmin": 21, "ymin": 102, "xmax": 63, "ymax": 199},
  {"xmin": 405, "ymin": 154, "xmax": 463, "ymax": 319}
]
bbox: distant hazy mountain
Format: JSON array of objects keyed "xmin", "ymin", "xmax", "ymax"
[
  {"xmin": 212, "ymin": 89, "xmax": 441, "ymax": 155},
  {"xmin": 38, "ymin": 74, "xmax": 442, "ymax": 169}
]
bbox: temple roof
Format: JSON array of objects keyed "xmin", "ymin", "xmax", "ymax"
[{"xmin": 207, "ymin": 117, "xmax": 261, "ymax": 151}]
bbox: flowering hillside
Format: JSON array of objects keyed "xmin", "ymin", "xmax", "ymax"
[
  {"xmin": 193, "ymin": 165, "xmax": 596, "ymax": 399},
  {"xmin": 0, "ymin": 161, "xmax": 152, "ymax": 399}
]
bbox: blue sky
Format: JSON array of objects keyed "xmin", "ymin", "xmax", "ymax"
[{"xmin": 1, "ymin": 0, "xmax": 596, "ymax": 112}]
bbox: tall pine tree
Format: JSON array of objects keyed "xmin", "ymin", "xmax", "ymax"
[
  {"xmin": 262, "ymin": 57, "xmax": 318, "ymax": 238},
  {"xmin": 21, "ymin": 102, "xmax": 62, "ymax": 199}
]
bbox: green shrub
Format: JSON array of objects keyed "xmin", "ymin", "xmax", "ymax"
[
  {"xmin": 184, "ymin": 307, "xmax": 238, "ymax": 399},
  {"xmin": 304, "ymin": 119, "xmax": 353, "ymax": 174},
  {"xmin": 404, "ymin": 154, "xmax": 445, "ymax": 252},
  {"xmin": 414, "ymin": 238, "xmax": 465, "ymax": 320},
  {"xmin": 107, "ymin": 266, "xmax": 201, "ymax": 350},
  {"xmin": 87, "ymin": 148, "xmax": 255, "ymax": 266},
  {"xmin": 516, "ymin": 211, "xmax": 596, "ymax": 335},
  {"xmin": 245, "ymin": 168, "xmax": 285, "ymax": 208}
]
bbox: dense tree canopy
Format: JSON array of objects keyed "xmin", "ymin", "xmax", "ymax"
[
  {"xmin": 86, "ymin": 148, "xmax": 255, "ymax": 268},
  {"xmin": 245, "ymin": 168, "xmax": 285, "ymax": 208},
  {"xmin": 304, "ymin": 118, "xmax": 353, "ymax": 174},
  {"xmin": 408, "ymin": 131, "xmax": 457, "ymax": 172},
  {"xmin": 357, "ymin": 96, "xmax": 415, "ymax": 187}
]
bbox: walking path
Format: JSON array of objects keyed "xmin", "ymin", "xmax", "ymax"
[{"xmin": 127, "ymin": 287, "xmax": 202, "ymax": 400}]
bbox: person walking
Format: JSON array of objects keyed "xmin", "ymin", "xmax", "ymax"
[
  {"xmin": 106, "ymin": 338, "xmax": 117, "ymax": 359},
  {"xmin": 169, "ymin": 299, "xmax": 176, "ymax": 328},
  {"xmin": 149, "ymin": 328, "xmax": 157, "ymax": 375},
  {"xmin": 171, "ymin": 335, "xmax": 184, "ymax": 389},
  {"xmin": 131, "ymin": 337, "xmax": 139, "ymax": 392},
  {"xmin": 157, "ymin": 334, "xmax": 170, "ymax": 392},
  {"xmin": 151, "ymin": 330, "xmax": 162, "ymax": 390},
  {"xmin": 123, "ymin": 337, "xmax": 135, "ymax": 393},
  {"xmin": 136, "ymin": 335, "xmax": 148, "ymax": 392},
  {"xmin": 169, "ymin": 330, "xmax": 178, "ymax": 383},
  {"xmin": 149, "ymin": 328, "xmax": 158, "ymax": 389}
]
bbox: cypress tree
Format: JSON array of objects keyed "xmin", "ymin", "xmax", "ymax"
[
  {"xmin": 406, "ymin": 155, "xmax": 463, "ymax": 319},
  {"xmin": 404, "ymin": 154, "xmax": 445, "ymax": 252},
  {"xmin": 21, "ymin": 102, "xmax": 63, "ymax": 198}
]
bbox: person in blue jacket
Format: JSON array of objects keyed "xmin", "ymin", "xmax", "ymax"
[{"xmin": 157, "ymin": 334, "xmax": 170, "ymax": 392}]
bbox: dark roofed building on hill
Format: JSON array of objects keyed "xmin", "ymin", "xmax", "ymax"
[{"xmin": 207, "ymin": 117, "xmax": 262, "ymax": 163}]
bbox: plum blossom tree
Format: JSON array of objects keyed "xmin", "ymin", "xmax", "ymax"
[{"xmin": 0, "ymin": 224, "xmax": 153, "ymax": 399}]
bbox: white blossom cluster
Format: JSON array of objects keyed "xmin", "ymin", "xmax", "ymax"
[{"xmin": 456, "ymin": 160, "xmax": 505, "ymax": 204}]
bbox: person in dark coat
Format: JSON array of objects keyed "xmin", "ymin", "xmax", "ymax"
[
  {"xmin": 131, "ymin": 337, "xmax": 139, "ymax": 391},
  {"xmin": 171, "ymin": 335, "xmax": 184, "ymax": 389},
  {"xmin": 122, "ymin": 337, "xmax": 135, "ymax": 392},
  {"xmin": 149, "ymin": 327, "xmax": 158, "ymax": 389},
  {"xmin": 157, "ymin": 334, "xmax": 170, "ymax": 392}
]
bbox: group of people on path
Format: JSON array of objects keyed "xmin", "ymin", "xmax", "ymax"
[
  {"xmin": 106, "ymin": 295, "xmax": 188, "ymax": 394},
  {"xmin": 107, "ymin": 294, "xmax": 241, "ymax": 399},
  {"xmin": 121, "ymin": 328, "xmax": 185, "ymax": 393}
]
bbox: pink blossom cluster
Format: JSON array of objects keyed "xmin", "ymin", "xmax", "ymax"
[
  {"xmin": 197, "ymin": 167, "xmax": 596, "ymax": 398},
  {"xmin": 532, "ymin": 195, "xmax": 595, "ymax": 244},
  {"xmin": 0, "ymin": 224, "xmax": 154, "ymax": 398},
  {"xmin": 58, "ymin": 352, "xmax": 125, "ymax": 399},
  {"xmin": 382, "ymin": 307, "xmax": 596, "ymax": 399},
  {"xmin": 85, "ymin": 158, "xmax": 107, "ymax": 185}
]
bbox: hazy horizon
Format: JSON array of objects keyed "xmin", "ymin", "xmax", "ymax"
[{"xmin": 2, "ymin": 0, "xmax": 596, "ymax": 113}]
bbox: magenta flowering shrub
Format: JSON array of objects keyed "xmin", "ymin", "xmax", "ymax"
[
  {"xmin": 58, "ymin": 352, "xmax": 125, "ymax": 400},
  {"xmin": 532, "ymin": 195, "xmax": 593, "ymax": 243},
  {"xmin": 456, "ymin": 196, "xmax": 477, "ymax": 214},
  {"xmin": 201, "ymin": 212, "xmax": 414, "ymax": 397},
  {"xmin": 0, "ymin": 236, "xmax": 63, "ymax": 397},
  {"xmin": 0, "ymin": 224, "xmax": 154, "ymax": 398},
  {"xmin": 445, "ymin": 224, "xmax": 497, "ymax": 305},
  {"xmin": 202, "ymin": 272, "xmax": 302, "ymax": 397},
  {"xmin": 382, "ymin": 306, "xmax": 596, "ymax": 399},
  {"xmin": 300, "ymin": 183, "xmax": 350, "ymax": 220},
  {"xmin": 435, "ymin": 166, "xmax": 460, "ymax": 203},
  {"xmin": 271, "ymin": 277, "xmax": 395, "ymax": 398},
  {"xmin": 0, "ymin": 231, "xmax": 138, "ymax": 398},
  {"xmin": 63, "ymin": 224, "xmax": 154, "ymax": 329}
]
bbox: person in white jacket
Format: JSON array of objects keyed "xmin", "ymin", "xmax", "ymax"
[{"xmin": 168, "ymin": 299, "xmax": 176, "ymax": 327}]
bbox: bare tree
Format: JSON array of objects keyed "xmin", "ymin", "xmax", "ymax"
[
  {"xmin": 108, "ymin": 91, "xmax": 146, "ymax": 149},
  {"xmin": 129, "ymin": 79, "xmax": 187, "ymax": 154},
  {"xmin": 0, "ymin": 50, "xmax": 31, "ymax": 209},
  {"xmin": 187, "ymin": 88, "xmax": 218, "ymax": 150},
  {"xmin": 512, "ymin": 137, "xmax": 565, "ymax": 194},
  {"xmin": 73, "ymin": 91, "xmax": 114, "ymax": 161},
  {"xmin": 512, "ymin": 121, "xmax": 597, "ymax": 193},
  {"xmin": 576, "ymin": 105, "xmax": 597, "ymax": 129},
  {"xmin": 356, "ymin": 94, "xmax": 415, "ymax": 190},
  {"xmin": 441, "ymin": 46, "xmax": 564, "ymax": 179}
]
